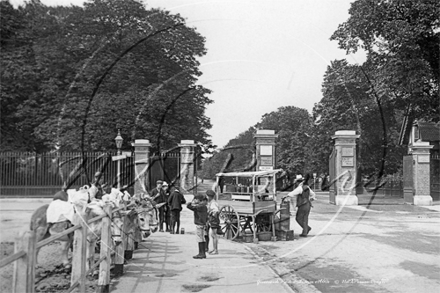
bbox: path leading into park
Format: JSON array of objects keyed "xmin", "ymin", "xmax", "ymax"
[{"xmin": 109, "ymin": 191, "xmax": 295, "ymax": 293}]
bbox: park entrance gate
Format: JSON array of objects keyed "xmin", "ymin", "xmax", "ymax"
[{"xmin": 147, "ymin": 152, "xmax": 181, "ymax": 192}]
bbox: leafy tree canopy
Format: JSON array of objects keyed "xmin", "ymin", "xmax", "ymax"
[
  {"xmin": 1, "ymin": 0, "xmax": 212, "ymax": 153},
  {"xmin": 331, "ymin": 0, "xmax": 439, "ymax": 121},
  {"xmin": 201, "ymin": 106, "xmax": 312, "ymax": 179}
]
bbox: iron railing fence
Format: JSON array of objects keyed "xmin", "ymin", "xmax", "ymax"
[{"xmin": 0, "ymin": 152, "xmax": 134, "ymax": 197}]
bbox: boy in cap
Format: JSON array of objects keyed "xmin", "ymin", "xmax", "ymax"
[
  {"xmin": 162, "ymin": 182, "xmax": 171, "ymax": 232},
  {"xmin": 167, "ymin": 186, "xmax": 186, "ymax": 234},
  {"xmin": 151, "ymin": 180, "xmax": 167, "ymax": 232},
  {"xmin": 282, "ymin": 174, "xmax": 316, "ymax": 237},
  {"xmin": 206, "ymin": 190, "xmax": 219, "ymax": 254},
  {"xmin": 187, "ymin": 194, "xmax": 208, "ymax": 259}
]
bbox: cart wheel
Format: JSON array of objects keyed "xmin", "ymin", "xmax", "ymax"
[
  {"xmin": 255, "ymin": 213, "xmax": 272, "ymax": 232},
  {"xmin": 219, "ymin": 205, "xmax": 240, "ymax": 240}
]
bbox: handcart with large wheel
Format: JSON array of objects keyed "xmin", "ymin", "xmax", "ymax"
[{"xmin": 214, "ymin": 169, "xmax": 285, "ymax": 243}]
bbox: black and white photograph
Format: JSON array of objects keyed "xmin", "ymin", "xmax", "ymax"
[{"xmin": 1, "ymin": 0, "xmax": 439, "ymax": 292}]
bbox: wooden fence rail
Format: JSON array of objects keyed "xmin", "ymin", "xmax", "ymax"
[{"xmin": 0, "ymin": 203, "xmax": 139, "ymax": 293}]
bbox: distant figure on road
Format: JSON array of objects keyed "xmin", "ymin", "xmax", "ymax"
[
  {"xmin": 283, "ymin": 174, "xmax": 316, "ymax": 237},
  {"xmin": 187, "ymin": 194, "xmax": 208, "ymax": 259},
  {"xmin": 321, "ymin": 173, "xmax": 329, "ymax": 191},
  {"xmin": 167, "ymin": 186, "xmax": 186, "ymax": 234},
  {"xmin": 206, "ymin": 190, "xmax": 219, "ymax": 255}
]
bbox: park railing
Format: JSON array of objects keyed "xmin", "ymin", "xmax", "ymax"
[
  {"xmin": 0, "ymin": 202, "xmax": 140, "ymax": 293},
  {"xmin": 0, "ymin": 152, "xmax": 135, "ymax": 197}
]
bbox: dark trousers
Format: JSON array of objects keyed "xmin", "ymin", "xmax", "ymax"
[
  {"xmin": 159, "ymin": 206, "xmax": 165, "ymax": 231},
  {"xmin": 170, "ymin": 210, "xmax": 181, "ymax": 233},
  {"xmin": 165, "ymin": 208, "xmax": 171, "ymax": 230},
  {"xmin": 296, "ymin": 202, "xmax": 311, "ymax": 235}
]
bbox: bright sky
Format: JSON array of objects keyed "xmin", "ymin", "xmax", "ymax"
[{"xmin": 11, "ymin": 0, "xmax": 366, "ymax": 148}]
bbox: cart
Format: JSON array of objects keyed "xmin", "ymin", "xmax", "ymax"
[{"xmin": 214, "ymin": 169, "xmax": 284, "ymax": 243}]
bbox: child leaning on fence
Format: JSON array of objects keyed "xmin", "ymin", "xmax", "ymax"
[{"xmin": 187, "ymin": 194, "xmax": 208, "ymax": 259}]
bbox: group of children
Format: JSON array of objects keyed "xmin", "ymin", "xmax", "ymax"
[
  {"xmin": 150, "ymin": 179, "xmax": 220, "ymax": 259},
  {"xmin": 151, "ymin": 180, "xmax": 187, "ymax": 234},
  {"xmin": 187, "ymin": 190, "xmax": 220, "ymax": 259}
]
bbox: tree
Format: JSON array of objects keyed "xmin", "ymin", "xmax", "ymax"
[
  {"xmin": 200, "ymin": 106, "xmax": 313, "ymax": 179},
  {"xmin": 257, "ymin": 106, "xmax": 312, "ymax": 175},
  {"xmin": 0, "ymin": 0, "xmax": 213, "ymax": 152},
  {"xmin": 309, "ymin": 60, "xmax": 406, "ymax": 176},
  {"xmin": 331, "ymin": 0, "xmax": 439, "ymax": 123}
]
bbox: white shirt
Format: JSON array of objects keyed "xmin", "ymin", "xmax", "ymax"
[
  {"xmin": 285, "ymin": 183, "xmax": 316, "ymax": 207},
  {"xmin": 208, "ymin": 200, "xmax": 219, "ymax": 215}
]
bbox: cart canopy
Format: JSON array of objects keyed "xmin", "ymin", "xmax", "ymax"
[{"xmin": 215, "ymin": 169, "xmax": 283, "ymax": 178}]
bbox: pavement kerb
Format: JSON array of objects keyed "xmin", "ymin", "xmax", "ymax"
[
  {"xmin": 243, "ymin": 244, "xmax": 297, "ymax": 293},
  {"xmin": 245, "ymin": 244, "xmax": 321, "ymax": 293}
]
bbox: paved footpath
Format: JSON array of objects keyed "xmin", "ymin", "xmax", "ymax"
[{"xmin": 110, "ymin": 195, "xmax": 294, "ymax": 293}]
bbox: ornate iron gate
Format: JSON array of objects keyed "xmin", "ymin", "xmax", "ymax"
[{"xmin": 147, "ymin": 152, "xmax": 181, "ymax": 192}]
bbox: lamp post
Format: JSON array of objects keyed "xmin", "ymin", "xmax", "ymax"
[{"xmin": 115, "ymin": 129, "xmax": 123, "ymax": 190}]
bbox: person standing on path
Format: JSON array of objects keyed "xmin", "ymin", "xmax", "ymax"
[
  {"xmin": 206, "ymin": 190, "xmax": 220, "ymax": 254},
  {"xmin": 187, "ymin": 194, "xmax": 208, "ymax": 259},
  {"xmin": 151, "ymin": 180, "xmax": 167, "ymax": 232},
  {"xmin": 162, "ymin": 182, "xmax": 171, "ymax": 232},
  {"xmin": 282, "ymin": 174, "xmax": 316, "ymax": 237},
  {"xmin": 167, "ymin": 186, "xmax": 186, "ymax": 234}
]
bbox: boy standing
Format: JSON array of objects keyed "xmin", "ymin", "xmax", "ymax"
[
  {"xmin": 167, "ymin": 186, "xmax": 186, "ymax": 234},
  {"xmin": 187, "ymin": 194, "xmax": 208, "ymax": 259},
  {"xmin": 162, "ymin": 182, "xmax": 171, "ymax": 232},
  {"xmin": 206, "ymin": 190, "xmax": 219, "ymax": 254},
  {"xmin": 151, "ymin": 180, "xmax": 167, "ymax": 232}
]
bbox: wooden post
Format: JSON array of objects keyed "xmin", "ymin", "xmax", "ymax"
[
  {"xmin": 96, "ymin": 204, "xmax": 112, "ymax": 293},
  {"xmin": 71, "ymin": 212, "xmax": 88, "ymax": 292},
  {"xmin": 124, "ymin": 213, "xmax": 135, "ymax": 260},
  {"xmin": 13, "ymin": 230, "xmax": 36, "ymax": 293},
  {"xmin": 134, "ymin": 225, "xmax": 142, "ymax": 249},
  {"xmin": 113, "ymin": 214, "xmax": 126, "ymax": 276}
]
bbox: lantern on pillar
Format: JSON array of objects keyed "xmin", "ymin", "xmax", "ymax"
[{"xmin": 114, "ymin": 129, "xmax": 123, "ymax": 189}]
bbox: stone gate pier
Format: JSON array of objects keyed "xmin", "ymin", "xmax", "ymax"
[
  {"xmin": 330, "ymin": 130, "xmax": 360, "ymax": 206},
  {"xmin": 410, "ymin": 141, "xmax": 434, "ymax": 206}
]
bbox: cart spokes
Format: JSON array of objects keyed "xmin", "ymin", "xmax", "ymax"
[{"xmin": 219, "ymin": 205, "xmax": 240, "ymax": 240}]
